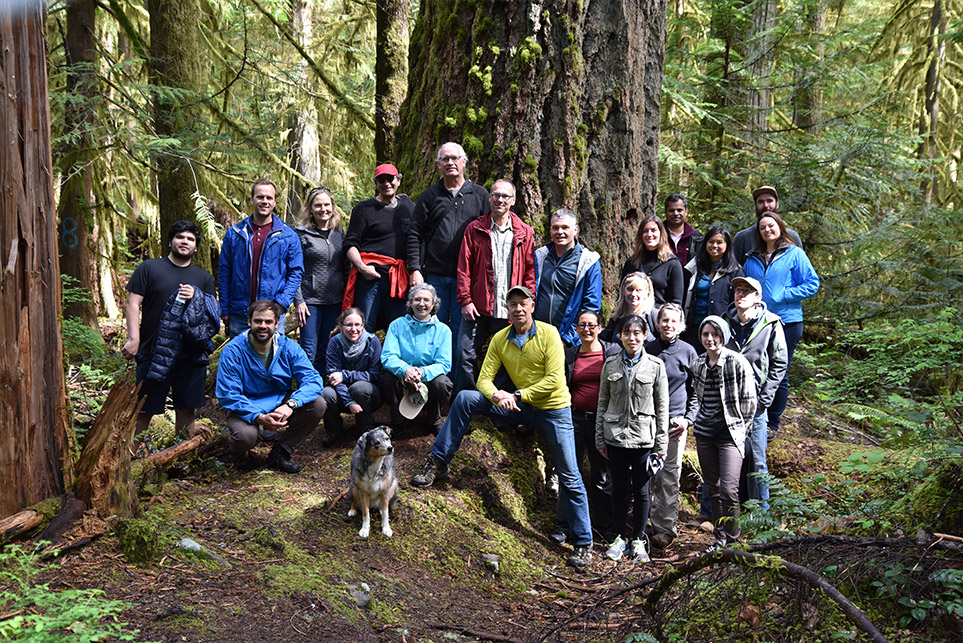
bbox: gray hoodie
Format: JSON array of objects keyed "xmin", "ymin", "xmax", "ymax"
[{"xmin": 723, "ymin": 301, "xmax": 787, "ymax": 409}]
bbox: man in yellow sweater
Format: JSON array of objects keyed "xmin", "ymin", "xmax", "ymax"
[{"xmin": 411, "ymin": 286, "xmax": 594, "ymax": 568}]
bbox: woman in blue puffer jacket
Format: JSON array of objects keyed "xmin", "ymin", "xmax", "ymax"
[{"xmin": 743, "ymin": 212, "xmax": 819, "ymax": 437}]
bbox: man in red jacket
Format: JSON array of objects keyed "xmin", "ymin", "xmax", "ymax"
[{"xmin": 455, "ymin": 179, "xmax": 536, "ymax": 390}]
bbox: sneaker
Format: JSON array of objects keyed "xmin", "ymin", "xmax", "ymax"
[
  {"xmin": 549, "ymin": 525, "xmax": 567, "ymax": 545},
  {"xmin": 605, "ymin": 536, "xmax": 626, "ymax": 561},
  {"xmin": 629, "ymin": 538, "xmax": 650, "ymax": 563},
  {"xmin": 650, "ymin": 532, "xmax": 674, "ymax": 551},
  {"xmin": 703, "ymin": 541, "xmax": 725, "ymax": 555},
  {"xmin": 546, "ymin": 472, "xmax": 559, "ymax": 496},
  {"xmin": 411, "ymin": 455, "xmax": 449, "ymax": 488},
  {"xmin": 266, "ymin": 447, "xmax": 302, "ymax": 474},
  {"xmin": 567, "ymin": 545, "xmax": 592, "ymax": 569}
]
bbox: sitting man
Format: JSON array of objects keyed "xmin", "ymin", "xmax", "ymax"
[
  {"xmin": 216, "ymin": 300, "xmax": 325, "ymax": 473},
  {"xmin": 411, "ymin": 286, "xmax": 594, "ymax": 569}
]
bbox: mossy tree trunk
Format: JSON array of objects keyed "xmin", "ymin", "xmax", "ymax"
[
  {"xmin": 286, "ymin": 0, "xmax": 321, "ymax": 218},
  {"xmin": 148, "ymin": 0, "xmax": 210, "ymax": 269},
  {"xmin": 0, "ymin": 1, "xmax": 73, "ymax": 516},
  {"xmin": 395, "ymin": 0, "xmax": 667, "ymax": 290},
  {"xmin": 375, "ymin": 0, "xmax": 409, "ymax": 162},
  {"xmin": 56, "ymin": 0, "xmax": 100, "ymax": 327}
]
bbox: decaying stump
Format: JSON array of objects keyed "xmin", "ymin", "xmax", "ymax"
[{"xmin": 73, "ymin": 372, "xmax": 143, "ymax": 519}]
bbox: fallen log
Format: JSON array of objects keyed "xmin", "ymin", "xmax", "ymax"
[
  {"xmin": 131, "ymin": 433, "xmax": 209, "ymax": 478},
  {"xmin": 0, "ymin": 510, "xmax": 43, "ymax": 542},
  {"xmin": 38, "ymin": 493, "xmax": 86, "ymax": 544}
]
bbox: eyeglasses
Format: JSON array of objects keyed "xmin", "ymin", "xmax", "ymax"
[
  {"xmin": 577, "ymin": 323, "xmax": 599, "ymax": 329},
  {"xmin": 342, "ymin": 322, "xmax": 365, "ymax": 329},
  {"xmin": 734, "ymin": 287, "xmax": 757, "ymax": 295},
  {"xmin": 438, "ymin": 155, "xmax": 463, "ymax": 163},
  {"xmin": 491, "ymin": 193, "xmax": 515, "ymax": 200},
  {"xmin": 375, "ymin": 175, "xmax": 397, "ymax": 184}
]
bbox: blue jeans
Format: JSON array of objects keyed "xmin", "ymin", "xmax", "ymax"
[
  {"xmin": 431, "ymin": 391, "xmax": 593, "ymax": 546},
  {"xmin": 742, "ymin": 409, "xmax": 770, "ymax": 510},
  {"xmin": 229, "ymin": 313, "xmax": 286, "ymax": 338},
  {"xmin": 769, "ymin": 321, "xmax": 803, "ymax": 432},
  {"xmin": 353, "ymin": 276, "xmax": 405, "ymax": 332},
  {"xmin": 299, "ymin": 304, "xmax": 340, "ymax": 370},
  {"xmin": 425, "ymin": 274, "xmax": 461, "ymax": 385}
]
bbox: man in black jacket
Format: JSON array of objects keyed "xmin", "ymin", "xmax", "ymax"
[
  {"xmin": 407, "ymin": 142, "xmax": 490, "ymax": 384},
  {"xmin": 123, "ymin": 221, "xmax": 216, "ymax": 440}
]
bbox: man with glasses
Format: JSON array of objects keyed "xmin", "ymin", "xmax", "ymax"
[
  {"xmin": 455, "ymin": 179, "xmax": 535, "ymax": 390},
  {"xmin": 343, "ymin": 163, "xmax": 415, "ymax": 331},
  {"xmin": 407, "ymin": 142, "xmax": 491, "ymax": 376}
]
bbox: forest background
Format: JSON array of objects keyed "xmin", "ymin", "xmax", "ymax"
[{"xmin": 1, "ymin": 0, "xmax": 962, "ymax": 639}]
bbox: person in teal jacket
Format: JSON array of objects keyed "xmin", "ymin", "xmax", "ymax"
[
  {"xmin": 742, "ymin": 212, "xmax": 819, "ymax": 437},
  {"xmin": 381, "ymin": 284, "xmax": 453, "ymax": 433},
  {"xmin": 216, "ymin": 300, "xmax": 325, "ymax": 474}
]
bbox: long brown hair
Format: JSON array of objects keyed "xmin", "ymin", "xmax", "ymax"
[
  {"xmin": 631, "ymin": 215, "xmax": 673, "ymax": 265},
  {"xmin": 753, "ymin": 211, "xmax": 794, "ymax": 252}
]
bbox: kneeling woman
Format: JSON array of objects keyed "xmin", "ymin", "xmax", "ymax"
[
  {"xmin": 319, "ymin": 307, "xmax": 382, "ymax": 447},
  {"xmin": 683, "ymin": 316, "xmax": 756, "ymax": 550},
  {"xmin": 596, "ymin": 315, "xmax": 669, "ymax": 563}
]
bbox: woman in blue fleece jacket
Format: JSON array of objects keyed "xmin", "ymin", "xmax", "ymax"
[{"xmin": 743, "ymin": 212, "xmax": 819, "ymax": 436}]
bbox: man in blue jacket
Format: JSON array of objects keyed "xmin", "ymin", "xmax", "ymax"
[
  {"xmin": 219, "ymin": 179, "xmax": 304, "ymax": 337},
  {"xmin": 216, "ymin": 300, "xmax": 325, "ymax": 473},
  {"xmin": 534, "ymin": 209, "xmax": 603, "ymax": 347}
]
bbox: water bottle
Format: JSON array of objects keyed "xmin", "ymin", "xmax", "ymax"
[{"xmin": 170, "ymin": 295, "xmax": 186, "ymax": 316}]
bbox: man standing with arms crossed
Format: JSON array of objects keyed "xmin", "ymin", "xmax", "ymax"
[{"xmin": 219, "ymin": 179, "xmax": 304, "ymax": 337}]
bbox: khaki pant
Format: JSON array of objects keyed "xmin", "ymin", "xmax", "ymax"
[
  {"xmin": 227, "ymin": 395, "xmax": 326, "ymax": 458},
  {"xmin": 649, "ymin": 429, "xmax": 687, "ymax": 538}
]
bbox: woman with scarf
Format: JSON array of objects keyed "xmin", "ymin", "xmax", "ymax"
[{"xmin": 319, "ymin": 307, "xmax": 382, "ymax": 447}]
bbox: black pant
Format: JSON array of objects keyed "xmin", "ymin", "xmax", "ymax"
[
  {"xmin": 383, "ymin": 372, "xmax": 453, "ymax": 428},
  {"xmin": 608, "ymin": 444, "xmax": 653, "ymax": 542}
]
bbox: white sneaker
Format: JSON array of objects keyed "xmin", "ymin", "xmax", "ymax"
[
  {"xmin": 605, "ymin": 536, "xmax": 626, "ymax": 561},
  {"xmin": 629, "ymin": 538, "xmax": 650, "ymax": 563}
]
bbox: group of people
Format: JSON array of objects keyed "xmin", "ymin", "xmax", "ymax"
[{"xmin": 123, "ymin": 139, "xmax": 820, "ymax": 569}]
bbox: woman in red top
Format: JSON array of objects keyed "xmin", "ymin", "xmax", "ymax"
[{"xmin": 549, "ymin": 309, "xmax": 621, "ymax": 545}]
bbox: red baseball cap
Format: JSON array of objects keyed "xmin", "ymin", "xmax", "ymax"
[{"xmin": 373, "ymin": 163, "xmax": 401, "ymax": 179}]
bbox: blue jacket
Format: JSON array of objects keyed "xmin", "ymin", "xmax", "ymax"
[
  {"xmin": 146, "ymin": 291, "xmax": 221, "ymax": 381},
  {"xmin": 743, "ymin": 243, "xmax": 819, "ymax": 324},
  {"xmin": 325, "ymin": 332, "xmax": 383, "ymax": 406},
  {"xmin": 534, "ymin": 243, "xmax": 603, "ymax": 346},
  {"xmin": 381, "ymin": 314, "xmax": 452, "ymax": 382},
  {"xmin": 218, "ymin": 215, "xmax": 304, "ymax": 318},
  {"xmin": 215, "ymin": 331, "xmax": 323, "ymax": 424}
]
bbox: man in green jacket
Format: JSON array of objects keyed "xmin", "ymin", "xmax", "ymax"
[{"xmin": 411, "ymin": 286, "xmax": 594, "ymax": 569}]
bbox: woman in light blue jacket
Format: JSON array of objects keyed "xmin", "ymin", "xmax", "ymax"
[{"xmin": 743, "ymin": 212, "xmax": 819, "ymax": 437}]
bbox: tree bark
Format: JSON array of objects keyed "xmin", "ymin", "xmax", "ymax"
[
  {"xmin": 56, "ymin": 0, "xmax": 100, "ymax": 327},
  {"xmin": 792, "ymin": 0, "xmax": 824, "ymax": 134},
  {"xmin": 919, "ymin": 0, "xmax": 946, "ymax": 205},
  {"xmin": 148, "ymin": 0, "xmax": 209, "ymax": 267},
  {"xmin": 744, "ymin": 0, "xmax": 776, "ymax": 149},
  {"xmin": 0, "ymin": 1, "xmax": 74, "ymax": 517},
  {"xmin": 395, "ymin": 0, "xmax": 666, "ymax": 290},
  {"xmin": 375, "ymin": 0, "xmax": 409, "ymax": 162},
  {"xmin": 285, "ymin": 0, "xmax": 321, "ymax": 218}
]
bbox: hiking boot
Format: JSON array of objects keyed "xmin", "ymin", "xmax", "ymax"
[
  {"xmin": 567, "ymin": 545, "xmax": 592, "ymax": 570},
  {"xmin": 605, "ymin": 536, "xmax": 626, "ymax": 561},
  {"xmin": 549, "ymin": 525, "xmax": 567, "ymax": 545},
  {"xmin": 266, "ymin": 447, "xmax": 302, "ymax": 474},
  {"xmin": 629, "ymin": 538, "xmax": 650, "ymax": 563},
  {"xmin": 411, "ymin": 455, "xmax": 449, "ymax": 488},
  {"xmin": 321, "ymin": 432, "xmax": 341, "ymax": 448},
  {"xmin": 650, "ymin": 532, "xmax": 674, "ymax": 551},
  {"xmin": 235, "ymin": 453, "xmax": 261, "ymax": 472}
]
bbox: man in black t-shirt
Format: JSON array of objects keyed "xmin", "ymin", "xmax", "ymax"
[{"xmin": 123, "ymin": 221, "xmax": 216, "ymax": 439}]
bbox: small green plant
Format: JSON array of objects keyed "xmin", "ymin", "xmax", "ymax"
[{"xmin": 0, "ymin": 543, "xmax": 140, "ymax": 641}]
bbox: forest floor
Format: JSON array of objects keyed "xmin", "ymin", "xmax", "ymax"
[{"xmin": 30, "ymin": 397, "xmax": 857, "ymax": 643}]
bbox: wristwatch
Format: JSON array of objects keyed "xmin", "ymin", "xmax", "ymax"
[
  {"xmin": 513, "ymin": 390, "xmax": 522, "ymax": 402},
  {"xmin": 285, "ymin": 398, "xmax": 300, "ymax": 410}
]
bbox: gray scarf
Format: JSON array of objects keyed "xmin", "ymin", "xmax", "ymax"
[{"xmin": 336, "ymin": 329, "xmax": 370, "ymax": 367}]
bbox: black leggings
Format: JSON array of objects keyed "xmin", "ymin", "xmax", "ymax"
[{"xmin": 608, "ymin": 444, "xmax": 653, "ymax": 541}]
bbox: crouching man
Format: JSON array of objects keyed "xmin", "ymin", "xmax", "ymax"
[
  {"xmin": 216, "ymin": 300, "xmax": 325, "ymax": 473},
  {"xmin": 411, "ymin": 286, "xmax": 594, "ymax": 569}
]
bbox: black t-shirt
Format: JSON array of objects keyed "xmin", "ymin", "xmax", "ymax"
[{"xmin": 126, "ymin": 257, "xmax": 216, "ymax": 358}]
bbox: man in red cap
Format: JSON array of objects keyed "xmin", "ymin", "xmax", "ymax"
[
  {"xmin": 343, "ymin": 163, "xmax": 415, "ymax": 330},
  {"xmin": 731, "ymin": 185, "xmax": 804, "ymax": 265}
]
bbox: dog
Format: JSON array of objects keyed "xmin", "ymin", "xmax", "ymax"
[{"xmin": 348, "ymin": 426, "xmax": 399, "ymax": 538}]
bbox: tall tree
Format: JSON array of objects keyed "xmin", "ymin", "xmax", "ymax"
[
  {"xmin": 375, "ymin": 0, "xmax": 409, "ymax": 162},
  {"xmin": 56, "ymin": 0, "xmax": 100, "ymax": 327},
  {"xmin": 395, "ymin": 0, "xmax": 667, "ymax": 287},
  {"xmin": 0, "ymin": 0, "xmax": 73, "ymax": 516},
  {"xmin": 148, "ymin": 0, "xmax": 207, "ymax": 264},
  {"xmin": 286, "ymin": 0, "xmax": 321, "ymax": 217}
]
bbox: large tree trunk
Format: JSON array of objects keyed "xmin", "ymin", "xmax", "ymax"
[
  {"xmin": 375, "ymin": 0, "xmax": 409, "ymax": 162},
  {"xmin": 792, "ymin": 0, "xmax": 824, "ymax": 134},
  {"xmin": 286, "ymin": 0, "xmax": 321, "ymax": 218},
  {"xmin": 56, "ymin": 0, "xmax": 100, "ymax": 327},
  {"xmin": 395, "ymin": 0, "xmax": 666, "ymax": 291},
  {"xmin": 148, "ymin": 0, "xmax": 209, "ymax": 266},
  {"xmin": 0, "ymin": 1, "xmax": 73, "ymax": 516},
  {"xmin": 918, "ymin": 0, "xmax": 946, "ymax": 205},
  {"xmin": 744, "ymin": 0, "xmax": 776, "ymax": 149}
]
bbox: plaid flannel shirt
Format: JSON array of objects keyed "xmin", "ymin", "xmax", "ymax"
[{"xmin": 685, "ymin": 348, "xmax": 757, "ymax": 456}]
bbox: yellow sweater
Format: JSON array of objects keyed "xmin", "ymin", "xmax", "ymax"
[{"xmin": 477, "ymin": 321, "xmax": 571, "ymax": 410}]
